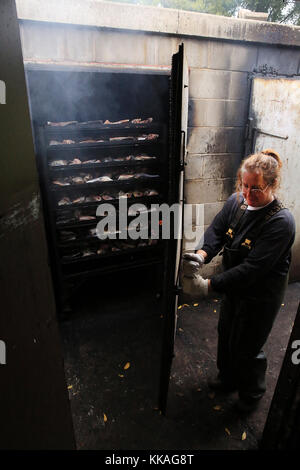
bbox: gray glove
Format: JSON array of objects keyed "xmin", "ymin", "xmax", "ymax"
[
  {"xmin": 181, "ymin": 274, "xmax": 209, "ymax": 299},
  {"xmin": 182, "ymin": 252, "xmax": 205, "ymax": 278}
]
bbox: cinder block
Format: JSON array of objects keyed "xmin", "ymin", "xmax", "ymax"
[
  {"xmin": 183, "ymin": 224, "xmax": 205, "ymax": 251},
  {"xmin": 183, "ymin": 38, "xmax": 208, "ymax": 68},
  {"xmin": 185, "ymin": 154, "xmax": 204, "ymax": 179},
  {"xmin": 256, "ymin": 46, "xmax": 300, "ymax": 75},
  {"xmin": 184, "ymin": 178, "xmax": 235, "ymax": 204},
  {"xmin": 147, "ymin": 35, "xmax": 181, "ymax": 66},
  {"xmin": 189, "ymin": 69, "xmax": 249, "ymax": 100},
  {"xmin": 185, "ymin": 153, "xmax": 241, "ymax": 180},
  {"xmin": 64, "ymin": 26, "xmax": 95, "ymax": 62},
  {"xmin": 187, "ymin": 127, "xmax": 245, "ymax": 154},
  {"xmin": 208, "ymin": 40, "xmax": 258, "ymax": 72},
  {"xmin": 94, "ymin": 30, "xmax": 181, "ymax": 67},
  {"xmin": 188, "ymin": 99, "xmax": 248, "ymax": 127},
  {"xmin": 95, "ymin": 30, "xmax": 148, "ymax": 65},
  {"xmin": 184, "ymin": 203, "xmax": 205, "ymax": 226},
  {"xmin": 202, "ymin": 153, "xmax": 241, "ymax": 179},
  {"xmin": 20, "ymin": 22, "xmax": 66, "ymax": 60}
]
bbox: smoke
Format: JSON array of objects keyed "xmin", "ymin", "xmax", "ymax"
[{"xmin": 25, "ymin": 68, "xmax": 169, "ymax": 124}]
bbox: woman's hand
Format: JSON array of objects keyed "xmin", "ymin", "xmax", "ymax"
[
  {"xmin": 196, "ymin": 249, "xmax": 208, "ymax": 261},
  {"xmin": 182, "ymin": 274, "xmax": 209, "ymax": 298},
  {"xmin": 182, "ymin": 252, "xmax": 205, "ymax": 278}
]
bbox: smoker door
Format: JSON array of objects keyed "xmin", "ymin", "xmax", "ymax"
[
  {"xmin": 245, "ymin": 77, "xmax": 300, "ymax": 281},
  {"xmin": 158, "ymin": 43, "xmax": 188, "ymax": 414},
  {"xmin": 0, "ymin": 0, "xmax": 75, "ymax": 449}
]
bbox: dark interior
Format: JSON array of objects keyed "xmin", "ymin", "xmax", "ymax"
[
  {"xmin": 25, "ymin": 68, "xmax": 171, "ymax": 313},
  {"xmin": 25, "ymin": 69, "xmax": 170, "ymax": 126}
]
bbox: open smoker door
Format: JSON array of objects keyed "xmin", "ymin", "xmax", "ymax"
[
  {"xmin": 0, "ymin": 0, "xmax": 75, "ymax": 449},
  {"xmin": 158, "ymin": 43, "xmax": 188, "ymax": 414}
]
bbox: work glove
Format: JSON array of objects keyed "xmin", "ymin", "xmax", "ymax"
[
  {"xmin": 182, "ymin": 252, "xmax": 205, "ymax": 278},
  {"xmin": 181, "ymin": 274, "xmax": 209, "ymax": 299}
]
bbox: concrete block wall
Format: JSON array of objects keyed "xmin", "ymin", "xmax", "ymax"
[
  {"xmin": 185, "ymin": 40, "xmax": 254, "ymax": 269},
  {"xmin": 17, "ymin": 1, "xmax": 300, "ymax": 277},
  {"xmin": 184, "ymin": 40, "xmax": 300, "ymax": 274}
]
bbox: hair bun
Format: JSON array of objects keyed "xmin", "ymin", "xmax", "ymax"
[{"xmin": 261, "ymin": 149, "xmax": 282, "ymax": 168}]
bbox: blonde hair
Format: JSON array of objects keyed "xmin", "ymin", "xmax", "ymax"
[{"xmin": 235, "ymin": 149, "xmax": 282, "ymax": 194}]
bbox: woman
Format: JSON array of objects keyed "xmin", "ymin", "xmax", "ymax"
[{"xmin": 182, "ymin": 149, "xmax": 295, "ymax": 412}]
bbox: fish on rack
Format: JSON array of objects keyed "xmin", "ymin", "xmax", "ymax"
[
  {"xmin": 50, "ymin": 159, "xmax": 68, "ymax": 166},
  {"xmin": 72, "ymin": 196, "xmax": 86, "ymax": 204},
  {"xmin": 53, "ymin": 178, "xmax": 71, "ymax": 186},
  {"xmin": 87, "ymin": 176, "xmax": 113, "ymax": 183},
  {"xmin": 47, "ymin": 121, "xmax": 78, "ymax": 127},
  {"xmin": 69, "ymin": 158, "xmax": 82, "ymax": 165},
  {"xmin": 58, "ymin": 197, "xmax": 72, "ymax": 206},
  {"xmin": 60, "ymin": 231, "xmax": 77, "ymax": 241}
]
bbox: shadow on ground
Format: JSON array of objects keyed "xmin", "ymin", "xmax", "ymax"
[{"xmin": 59, "ymin": 270, "xmax": 300, "ymax": 451}]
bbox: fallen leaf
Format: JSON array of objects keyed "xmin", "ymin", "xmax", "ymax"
[
  {"xmin": 124, "ymin": 362, "xmax": 130, "ymax": 370},
  {"xmin": 193, "ymin": 303, "xmax": 199, "ymax": 307},
  {"xmin": 242, "ymin": 431, "xmax": 247, "ymax": 440},
  {"xmin": 225, "ymin": 428, "xmax": 231, "ymax": 436},
  {"xmin": 213, "ymin": 405, "xmax": 222, "ymax": 411},
  {"xmin": 178, "ymin": 305, "xmax": 182, "ymax": 310},
  {"xmin": 67, "ymin": 385, "xmax": 73, "ymax": 390},
  {"xmin": 103, "ymin": 413, "xmax": 108, "ymax": 422}
]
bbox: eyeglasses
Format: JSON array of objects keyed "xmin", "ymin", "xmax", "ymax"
[{"xmin": 241, "ymin": 183, "xmax": 270, "ymax": 194}]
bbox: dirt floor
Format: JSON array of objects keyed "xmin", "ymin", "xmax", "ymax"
[{"xmin": 59, "ymin": 268, "xmax": 300, "ymax": 452}]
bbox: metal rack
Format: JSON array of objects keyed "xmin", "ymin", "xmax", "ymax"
[{"xmin": 37, "ymin": 119, "xmax": 168, "ymax": 311}]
